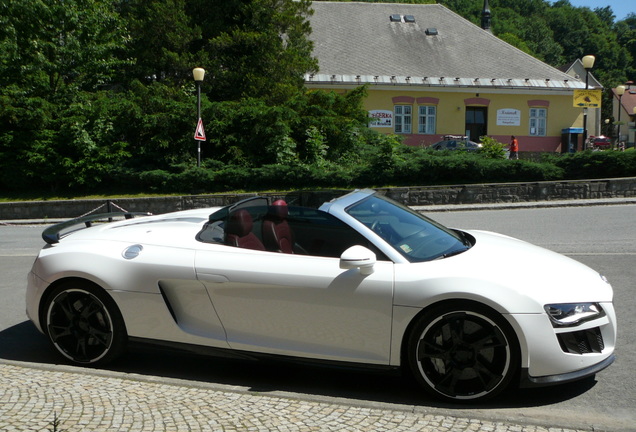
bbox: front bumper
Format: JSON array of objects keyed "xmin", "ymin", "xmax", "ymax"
[
  {"xmin": 510, "ymin": 301, "xmax": 617, "ymax": 385},
  {"xmin": 520, "ymin": 354, "xmax": 615, "ymax": 388}
]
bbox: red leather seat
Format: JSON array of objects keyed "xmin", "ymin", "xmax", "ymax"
[
  {"xmin": 262, "ymin": 200, "xmax": 293, "ymax": 253},
  {"xmin": 225, "ymin": 209, "xmax": 265, "ymax": 251}
]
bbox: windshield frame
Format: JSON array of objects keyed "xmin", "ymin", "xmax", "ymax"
[{"xmin": 344, "ymin": 194, "xmax": 472, "ymax": 263}]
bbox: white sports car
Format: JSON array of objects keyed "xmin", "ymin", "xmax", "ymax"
[{"xmin": 26, "ymin": 189, "xmax": 616, "ymax": 402}]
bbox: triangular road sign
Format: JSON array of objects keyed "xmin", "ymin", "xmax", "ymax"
[{"xmin": 194, "ymin": 118, "xmax": 206, "ymax": 141}]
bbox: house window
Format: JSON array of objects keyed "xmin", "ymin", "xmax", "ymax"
[
  {"xmin": 394, "ymin": 105, "xmax": 412, "ymax": 133},
  {"xmin": 418, "ymin": 106, "xmax": 436, "ymax": 134},
  {"xmin": 529, "ymin": 108, "xmax": 547, "ymax": 136}
]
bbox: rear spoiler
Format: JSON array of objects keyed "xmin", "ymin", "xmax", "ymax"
[{"xmin": 42, "ymin": 212, "xmax": 152, "ymax": 245}]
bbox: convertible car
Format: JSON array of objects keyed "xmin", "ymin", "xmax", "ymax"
[{"xmin": 26, "ymin": 189, "xmax": 616, "ymax": 402}]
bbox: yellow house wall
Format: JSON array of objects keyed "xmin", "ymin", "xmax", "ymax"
[{"xmin": 350, "ymin": 87, "xmax": 583, "ymax": 152}]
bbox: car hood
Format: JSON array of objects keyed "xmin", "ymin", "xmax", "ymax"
[
  {"xmin": 459, "ymin": 229, "xmax": 612, "ymax": 304},
  {"xmin": 395, "ymin": 229, "xmax": 613, "ymax": 312}
]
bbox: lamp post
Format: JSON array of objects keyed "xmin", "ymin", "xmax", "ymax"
[
  {"xmin": 581, "ymin": 55, "xmax": 595, "ymax": 151},
  {"xmin": 193, "ymin": 67, "xmax": 206, "ymax": 167},
  {"xmin": 615, "ymin": 85, "xmax": 625, "ymax": 150}
]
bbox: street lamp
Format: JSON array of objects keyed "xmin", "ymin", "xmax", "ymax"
[
  {"xmin": 193, "ymin": 67, "xmax": 206, "ymax": 167},
  {"xmin": 581, "ymin": 55, "xmax": 595, "ymax": 150},
  {"xmin": 615, "ymin": 85, "xmax": 625, "ymax": 149}
]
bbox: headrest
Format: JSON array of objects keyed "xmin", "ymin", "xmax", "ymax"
[
  {"xmin": 268, "ymin": 200, "xmax": 288, "ymax": 219},
  {"xmin": 227, "ymin": 209, "xmax": 253, "ymax": 236}
]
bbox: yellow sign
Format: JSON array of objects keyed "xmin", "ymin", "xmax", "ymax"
[{"xmin": 573, "ymin": 89, "xmax": 602, "ymax": 108}]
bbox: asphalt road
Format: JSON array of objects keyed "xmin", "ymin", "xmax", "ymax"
[{"xmin": 1, "ymin": 204, "xmax": 635, "ymax": 431}]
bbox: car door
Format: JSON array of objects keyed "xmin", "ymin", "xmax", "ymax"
[{"xmin": 194, "ymin": 208, "xmax": 395, "ymax": 365}]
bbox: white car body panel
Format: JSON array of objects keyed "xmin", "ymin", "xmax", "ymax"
[{"xmin": 195, "ymin": 249, "xmax": 394, "ymax": 363}]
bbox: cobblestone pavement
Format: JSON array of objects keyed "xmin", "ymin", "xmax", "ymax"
[{"xmin": 0, "ymin": 362, "xmax": 592, "ymax": 432}]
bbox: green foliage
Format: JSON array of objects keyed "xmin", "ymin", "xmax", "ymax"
[
  {"xmin": 203, "ymin": 86, "xmax": 371, "ymax": 168},
  {"xmin": 288, "ymin": 86, "xmax": 370, "ymax": 162},
  {"xmin": 0, "ymin": 0, "xmax": 320, "ymax": 194},
  {"xmin": 304, "ymin": 126, "xmax": 329, "ymax": 166},
  {"xmin": 117, "ymin": 149, "xmax": 636, "ymax": 195},
  {"xmin": 541, "ymin": 151, "xmax": 636, "ymax": 180},
  {"xmin": 194, "ymin": 0, "xmax": 318, "ymax": 104},
  {"xmin": 478, "ymin": 136, "xmax": 508, "ymax": 159},
  {"xmin": 206, "ymin": 98, "xmax": 296, "ymax": 166},
  {"xmin": 0, "ymin": 0, "xmax": 130, "ymax": 95},
  {"xmin": 118, "ymin": 0, "xmax": 200, "ymax": 83}
]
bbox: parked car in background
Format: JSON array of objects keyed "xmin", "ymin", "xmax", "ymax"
[
  {"xmin": 430, "ymin": 135, "xmax": 482, "ymax": 151},
  {"xmin": 26, "ymin": 189, "xmax": 616, "ymax": 403},
  {"xmin": 590, "ymin": 136, "xmax": 611, "ymax": 150}
]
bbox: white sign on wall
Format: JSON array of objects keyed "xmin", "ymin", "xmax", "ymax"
[
  {"xmin": 369, "ymin": 110, "xmax": 393, "ymax": 128},
  {"xmin": 496, "ymin": 109, "xmax": 521, "ymax": 126}
]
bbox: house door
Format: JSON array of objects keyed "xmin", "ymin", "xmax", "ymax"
[{"xmin": 465, "ymin": 107, "xmax": 488, "ymax": 141}]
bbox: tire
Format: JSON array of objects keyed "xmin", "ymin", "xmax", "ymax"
[
  {"xmin": 44, "ymin": 281, "xmax": 127, "ymax": 365},
  {"xmin": 407, "ymin": 302, "xmax": 519, "ymax": 402}
]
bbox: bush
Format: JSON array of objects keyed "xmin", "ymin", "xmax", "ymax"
[
  {"xmin": 123, "ymin": 149, "xmax": 631, "ymax": 195},
  {"xmin": 8, "ymin": 146, "xmax": 636, "ymax": 198},
  {"xmin": 541, "ymin": 151, "xmax": 636, "ymax": 179},
  {"xmin": 478, "ymin": 136, "xmax": 508, "ymax": 159}
]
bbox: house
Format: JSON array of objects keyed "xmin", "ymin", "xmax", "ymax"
[
  {"xmin": 612, "ymin": 82, "xmax": 636, "ymax": 148},
  {"xmin": 305, "ymin": 1, "xmax": 595, "ymax": 152}
]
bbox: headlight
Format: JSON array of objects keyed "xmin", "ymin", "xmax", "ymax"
[{"xmin": 544, "ymin": 303, "xmax": 605, "ymax": 328}]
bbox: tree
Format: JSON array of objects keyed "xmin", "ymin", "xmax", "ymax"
[
  {"xmin": 0, "ymin": 0, "xmax": 129, "ymax": 95},
  {"xmin": 594, "ymin": 6, "xmax": 615, "ymax": 27},
  {"xmin": 615, "ymin": 14, "xmax": 636, "ymax": 82},
  {"xmin": 288, "ymin": 86, "xmax": 370, "ymax": 162},
  {"xmin": 0, "ymin": 0, "xmax": 131, "ymax": 192},
  {"xmin": 117, "ymin": 0, "xmax": 201, "ymax": 84},
  {"xmin": 191, "ymin": 0, "xmax": 318, "ymax": 104}
]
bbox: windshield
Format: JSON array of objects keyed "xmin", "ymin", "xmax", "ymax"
[{"xmin": 346, "ymin": 194, "xmax": 471, "ymax": 262}]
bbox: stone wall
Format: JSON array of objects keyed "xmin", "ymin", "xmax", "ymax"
[
  {"xmin": 1, "ymin": 177, "xmax": 635, "ymax": 220},
  {"xmin": 377, "ymin": 177, "xmax": 636, "ymax": 206}
]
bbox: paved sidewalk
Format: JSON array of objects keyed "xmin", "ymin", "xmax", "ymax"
[{"xmin": 0, "ymin": 360, "xmax": 592, "ymax": 432}]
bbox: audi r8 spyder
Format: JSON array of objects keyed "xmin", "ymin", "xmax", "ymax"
[{"xmin": 26, "ymin": 189, "xmax": 616, "ymax": 402}]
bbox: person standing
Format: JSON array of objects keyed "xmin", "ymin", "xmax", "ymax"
[{"xmin": 509, "ymin": 136, "xmax": 519, "ymax": 159}]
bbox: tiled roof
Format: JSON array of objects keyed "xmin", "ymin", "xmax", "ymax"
[
  {"xmin": 306, "ymin": 2, "xmax": 583, "ymax": 90},
  {"xmin": 618, "ymin": 87, "xmax": 636, "ymax": 117}
]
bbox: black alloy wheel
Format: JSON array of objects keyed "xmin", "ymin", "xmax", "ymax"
[
  {"xmin": 408, "ymin": 303, "xmax": 519, "ymax": 402},
  {"xmin": 44, "ymin": 281, "xmax": 127, "ymax": 365}
]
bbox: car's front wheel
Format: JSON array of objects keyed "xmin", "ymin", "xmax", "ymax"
[
  {"xmin": 407, "ymin": 302, "xmax": 519, "ymax": 402},
  {"xmin": 44, "ymin": 281, "xmax": 127, "ymax": 365}
]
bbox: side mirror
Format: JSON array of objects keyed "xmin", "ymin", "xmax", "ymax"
[{"xmin": 340, "ymin": 245, "xmax": 376, "ymax": 275}]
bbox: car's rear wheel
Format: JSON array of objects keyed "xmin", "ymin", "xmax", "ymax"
[
  {"xmin": 44, "ymin": 281, "xmax": 127, "ymax": 365},
  {"xmin": 407, "ymin": 302, "xmax": 519, "ymax": 402}
]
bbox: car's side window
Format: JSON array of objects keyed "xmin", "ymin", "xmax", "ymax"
[
  {"xmin": 287, "ymin": 207, "xmax": 388, "ymax": 260},
  {"xmin": 196, "ymin": 220, "xmax": 225, "ymax": 243}
]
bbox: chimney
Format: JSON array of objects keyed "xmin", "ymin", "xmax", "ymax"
[{"xmin": 481, "ymin": 0, "xmax": 492, "ymax": 33}]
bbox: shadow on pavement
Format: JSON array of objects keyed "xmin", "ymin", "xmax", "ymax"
[{"xmin": 0, "ymin": 321, "xmax": 597, "ymax": 411}]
